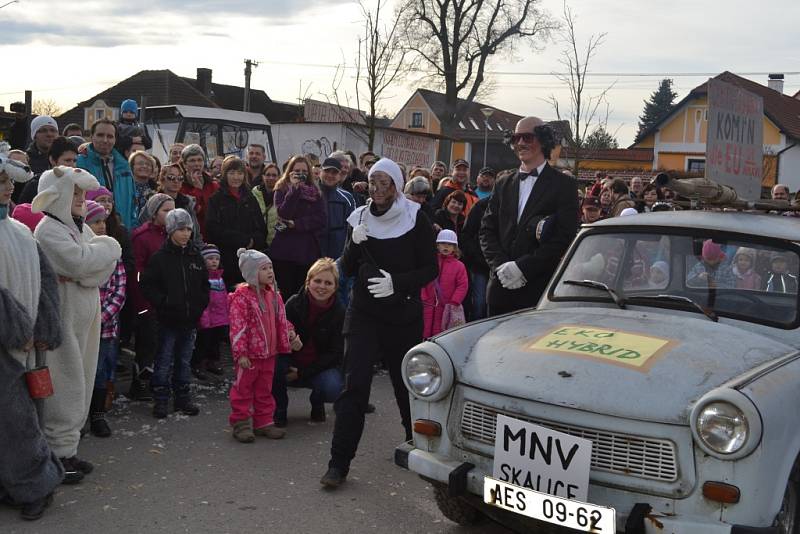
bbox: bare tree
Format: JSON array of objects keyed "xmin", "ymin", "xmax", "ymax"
[
  {"xmin": 33, "ymin": 98, "xmax": 62, "ymax": 117},
  {"xmin": 398, "ymin": 0, "xmax": 554, "ymax": 134},
  {"xmin": 324, "ymin": 0, "xmax": 408, "ymax": 151},
  {"xmin": 546, "ymin": 2, "xmax": 614, "ymax": 176}
]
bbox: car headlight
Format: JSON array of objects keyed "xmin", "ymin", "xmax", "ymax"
[
  {"xmin": 695, "ymin": 402, "xmax": 749, "ymax": 455},
  {"xmin": 406, "ymin": 353, "xmax": 441, "ymax": 397},
  {"xmin": 402, "ymin": 342, "xmax": 455, "ymax": 402}
]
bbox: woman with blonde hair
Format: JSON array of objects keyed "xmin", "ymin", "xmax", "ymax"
[
  {"xmin": 269, "ymin": 155, "xmax": 326, "ymax": 297},
  {"xmin": 128, "ymin": 150, "xmax": 158, "ymax": 224},
  {"xmin": 272, "ymin": 258, "xmax": 345, "ymax": 426}
]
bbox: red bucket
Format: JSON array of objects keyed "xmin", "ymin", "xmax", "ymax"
[{"xmin": 26, "ymin": 366, "xmax": 54, "ymax": 399}]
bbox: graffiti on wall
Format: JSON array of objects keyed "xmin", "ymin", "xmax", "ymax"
[{"xmin": 301, "ymin": 137, "xmax": 333, "ymax": 159}]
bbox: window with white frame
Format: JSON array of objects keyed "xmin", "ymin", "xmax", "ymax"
[
  {"xmin": 687, "ymin": 158, "xmax": 705, "ymax": 173},
  {"xmin": 411, "ymin": 111, "xmax": 423, "ymax": 128}
]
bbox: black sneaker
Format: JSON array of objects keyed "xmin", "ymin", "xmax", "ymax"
[
  {"xmin": 128, "ymin": 378, "xmax": 153, "ymax": 401},
  {"xmin": 320, "ymin": 467, "xmax": 347, "ymax": 488},
  {"xmin": 310, "ymin": 404, "xmax": 326, "ymax": 422},
  {"xmin": 153, "ymin": 401, "xmax": 169, "ymax": 419},
  {"xmin": 205, "ymin": 364, "xmax": 224, "ymax": 376},
  {"xmin": 20, "ymin": 493, "xmax": 53, "ymax": 521},
  {"xmin": 191, "ymin": 367, "xmax": 208, "ymax": 381},
  {"xmin": 175, "ymin": 400, "xmax": 200, "ymax": 416},
  {"xmin": 59, "ymin": 458, "xmax": 84, "ymax": 485},
  {"xmin": 90, "ymin": 415, "xmax": 112, "ymax": 438},
  {"xmin": 70, "ymin": 456, "xmax": 94, "ymax": 475}
]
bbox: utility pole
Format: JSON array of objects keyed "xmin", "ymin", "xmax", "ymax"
[{"xmin": 243, "ymin": 59, "xmax": 259, "ymax": 112}]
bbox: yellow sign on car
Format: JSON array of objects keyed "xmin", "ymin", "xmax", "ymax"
[{"xmin": 529, "ymin": 325, "xmax": 675, "ymax": 371}]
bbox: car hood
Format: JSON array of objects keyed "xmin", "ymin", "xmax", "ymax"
[{"xmin": 440, "ymin": 307, "xmax": 793, "ymax": 424}]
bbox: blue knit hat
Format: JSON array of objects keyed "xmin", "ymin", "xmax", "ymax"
[{"xmin": 120, "ymin": 99, "xmax": 138, "ymax": 115}]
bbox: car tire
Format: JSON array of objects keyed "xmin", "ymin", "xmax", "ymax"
[
  {"xmin": 433, "ymin": 482, "xmax": 483, "ymax": 525},
  {"xmin": 776, "ymin": 468, "xmax": 800, "ymax": 534}
]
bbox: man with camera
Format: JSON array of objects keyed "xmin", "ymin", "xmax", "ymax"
[{"xmin": 480, "ymin": 116, "xmax": 579, "ymax": 316}]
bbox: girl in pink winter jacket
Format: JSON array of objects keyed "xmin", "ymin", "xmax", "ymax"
[
  {"xmin": 421, "ymin": 229, "xmax": 469, "ymax": 338},
  {"xmin": 228, "ymin": 248, "xmax": 301, "ymax": 443}
]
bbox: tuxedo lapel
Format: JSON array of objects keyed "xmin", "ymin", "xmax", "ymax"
[
  {"xmin": 508, "ymin": 172, "xmax": 521, "ymax": 224},
  {"xmin": 518, "ymin": 164, "xmax": 553, "ymax": 226}
]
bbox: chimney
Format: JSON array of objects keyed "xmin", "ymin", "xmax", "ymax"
[
  {"xmin": 768, "ymin": 73, "xmax": 784, "ymax": 94},
  {"xmin": 196, "ymin": 68, "xmax": 213, "ymax": 97}
]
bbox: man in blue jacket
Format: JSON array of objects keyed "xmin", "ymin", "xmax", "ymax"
[
  {"xmin": 318, "ymin": 157, "xmax": 355, "ymax": 259},
  {"xmin": 77, "ymin": 119, "xmax": 136, "ymax": 229}
]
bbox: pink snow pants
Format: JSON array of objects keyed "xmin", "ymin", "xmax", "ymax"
[{"xmin": 229, "ymin": 357, "xmax": 277, "ymax": 428}]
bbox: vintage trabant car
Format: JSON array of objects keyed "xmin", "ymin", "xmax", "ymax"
[{"xmin": 396, "ymin": 210, "xmax": 800, "ymax": 533}]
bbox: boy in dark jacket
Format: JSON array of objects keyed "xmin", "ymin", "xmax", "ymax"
[{"xmin": 140, "ymin": 209, "xmax": 210, "ymax": 419}]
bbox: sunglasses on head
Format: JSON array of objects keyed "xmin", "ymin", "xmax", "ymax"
[
  {"xmin": 165, "ymin": 175, "xmax": 183, "ymax": 182},
  {"xmin": 510, "ymin": 132, "xmax": 537, "ymax": 145}
]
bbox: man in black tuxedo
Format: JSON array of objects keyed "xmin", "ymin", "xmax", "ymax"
[{"xmin": 479, "ymin": 117, "xmax": 579, "ymax": 316}]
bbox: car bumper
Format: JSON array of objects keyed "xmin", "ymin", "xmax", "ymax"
[{"xmin": 395, "ymin": 444, "xmax": 778, "ymax": 534}]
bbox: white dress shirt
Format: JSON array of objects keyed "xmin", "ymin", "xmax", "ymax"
[{"xmin": 517, "ymin": 161, "xmax": 547, "ymax": 221}]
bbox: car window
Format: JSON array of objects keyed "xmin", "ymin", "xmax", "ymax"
[{"xmin": 553, "ymin": 232, "xmax": 799, "ymax": 327}]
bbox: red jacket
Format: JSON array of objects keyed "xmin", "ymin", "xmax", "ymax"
[
  {"xmin": 421, "ymin": 254, "xmax": 469, "ymax": 337},
  {"xmin": 181, "ymin": 178, "xmax": 219, "ymax": 239},
  {"xmin": 228, "ymin": 284, "xmax": 291, "ymax": 360},
  {"xmin": 131, "ymin": 222, "xmax": 167, "ymax": 313}
]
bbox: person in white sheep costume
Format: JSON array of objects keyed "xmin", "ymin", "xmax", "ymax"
[
  {"xmin": 32, "ymin": 165, "xmax": 121, "ymax": 480},
  {"xmin": 0, "ymin": 154, "xmax": 64, "ymax": 520}
]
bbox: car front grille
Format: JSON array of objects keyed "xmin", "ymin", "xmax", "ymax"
[{"xmin": 460, "ymin": 401, "xmax": 679, "ymax": 483}]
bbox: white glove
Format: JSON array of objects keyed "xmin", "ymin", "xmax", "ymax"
[
  {"xmin": 367, "ymin": 269, "xmax": 394, "ymax": 298},
  {"xmin": 352, "ymin": 224, "xmax": 369, "ymax": 244},
  {"xmin": 497, "ymin": 261, "xmax": 527, "ymax": 290}
]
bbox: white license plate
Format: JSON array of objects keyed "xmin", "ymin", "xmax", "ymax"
[{"xmin": 484, "ymin": 476, "xmax": 616, "ymax": 533}]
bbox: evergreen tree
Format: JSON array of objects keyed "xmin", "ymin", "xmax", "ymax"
[
  {"xmin": 584, "ymin": 126, "xmax": 619, "ymax": 150},
  {"xmin": 636, "ymin": 79, "xmax": 678, "ymax": 142}
]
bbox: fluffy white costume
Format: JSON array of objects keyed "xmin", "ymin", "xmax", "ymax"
[{"xmin": 32, "ymin": 166, "xmax": 121, "ymax": 458}]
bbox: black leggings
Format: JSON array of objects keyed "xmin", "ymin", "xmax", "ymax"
[{"xmin": 329, "ymin": 312, "xmax": 422, "ymax": 472}]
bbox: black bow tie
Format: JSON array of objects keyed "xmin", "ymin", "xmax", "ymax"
[{"xmin": 518, "ymin": 169, "xmax": 539, "ymax": 181}]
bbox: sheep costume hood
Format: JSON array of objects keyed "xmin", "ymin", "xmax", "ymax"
[
  {"xmin": 346, "ymin": 157, "xmax": 419, "ymax": 239},
  {"xmin": 31, "ymin": 165, "xmax": 122, "ymax": 459}
]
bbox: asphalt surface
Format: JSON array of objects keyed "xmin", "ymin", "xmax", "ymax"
[{"xmin": 1, "ymin": 368, "xmax": 513, "ymax": 534}]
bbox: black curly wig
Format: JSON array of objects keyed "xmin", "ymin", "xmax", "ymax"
[{"xmin": 503, "ymin": 124, "xmax": 557, "ymax": 159}]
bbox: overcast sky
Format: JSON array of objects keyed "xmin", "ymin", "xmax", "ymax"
[{"xmin": 1, "ymin": 0, "xmax": 798, "ymax": 146}]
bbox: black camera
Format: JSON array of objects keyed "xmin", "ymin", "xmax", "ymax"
[
  {"xmin": 295, "ymin": 173, "xmax": 308, "ymax": 182},
  {"xmin": 10, "ymin": 102, "xmax": 25, "ymax": 113}
]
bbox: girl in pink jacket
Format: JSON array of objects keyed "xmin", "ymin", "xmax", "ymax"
[
  {"xmin": 421, "ymin": 229, "xmax": 469, "ymax": 337},
  {"xmin": 228, "ymin": 248, "xmax": 299, "ymax": 443}
]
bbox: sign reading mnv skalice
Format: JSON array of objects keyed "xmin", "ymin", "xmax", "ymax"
[
  {"xmin": 706, "ymin": 78, "xmax": 764, "ymax": 200},
  {"xmin": 492, "ymin": 415, "xmax": 592, "ymax": 502}
]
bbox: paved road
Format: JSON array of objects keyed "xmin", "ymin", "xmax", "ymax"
[{"xmin": 2, "ymin": 370, "xmax": 513, "ymax": 534}]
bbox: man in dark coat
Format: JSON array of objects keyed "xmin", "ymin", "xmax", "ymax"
[{"xmin": 480, "ymin": 117, "xmax": 579, "ymax": 316}]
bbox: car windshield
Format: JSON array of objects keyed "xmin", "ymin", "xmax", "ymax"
[{"xmin": 552, "ymin": 232, "xmax": 800, "ymax": 327}]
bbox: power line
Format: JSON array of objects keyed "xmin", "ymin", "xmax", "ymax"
[{"xmin": 251, "ymin": 59, "xmax": 800, "ymax": 78}]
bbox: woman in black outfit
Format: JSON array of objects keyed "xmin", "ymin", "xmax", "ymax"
[
  {"xmin": 320, "ymin": 158, "xmax": 437, "ymax": 488},
  {"xmin": 273, "ymin": 258, "xmax": 345, "ymax": 426},
  {"xmin": 205, "ymin": 156, "xmax": 267, "ymax": 289}
]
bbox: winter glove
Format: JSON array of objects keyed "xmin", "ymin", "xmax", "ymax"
[
  {"xmin": 367, "ymin": 269, "xmax": 394, "ymax": 298},
  {"xmin": 352, "ymin": 224, "xmax": 369, "ymax": 244},
  {"xmin": 238, "ymin": 356, "xmax": 252, "ymax": 369},
  {"xmin": 497, "ymin": 261, "xmax": 527, "ymax": 290}
]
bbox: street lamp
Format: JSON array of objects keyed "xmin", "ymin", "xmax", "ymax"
[{"xmin": 480, "ymin": 107, "xmax": 494, "ymax": 168}]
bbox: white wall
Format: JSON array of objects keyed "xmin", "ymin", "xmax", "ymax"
[
  {"xmin": 271, "ymin": 123, "xmax": 438, "ymax": 169},
  {"xmin": 778, "ymin": 143, "xmax": 800, "ymax": 191}
]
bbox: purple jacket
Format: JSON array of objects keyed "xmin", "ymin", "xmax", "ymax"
[
  {"xmin": 199, "ymin": 269, "xmax": 229, "ymax": 329},
  {"xmin": 269, "ymin": 185, "xmax": 326, "ymax": 265}
]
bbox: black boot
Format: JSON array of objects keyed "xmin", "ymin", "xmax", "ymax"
[
  {"xmin": 59, "ymin": 457, "xmax": 84, "ymax": 485},
  {"xmin": 310, "ymin": 404, "xmax": 326, "ymax": 422},
  {"xmin": 174, "ymin": 398, "xmax": 200, "ymax": 416},
  {"xmin": 153, "ymin": 400, "xmax": 169, "ymax": 419},
  {"xmin": 20, "ymin": 493, "xmax": 53, "ymax": 521},
  {"xmin": 89, "ymin": 388, "xmax": 112, "ymax": 438}
]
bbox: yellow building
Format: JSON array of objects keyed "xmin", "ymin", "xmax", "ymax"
[{"xmin": 632, "ymin": 72, "xmax": 800, "ymax": 191}]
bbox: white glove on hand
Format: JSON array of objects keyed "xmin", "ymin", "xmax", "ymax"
[
  {"xmin": 352, "ymin": 224, "xmax": 369, "ymax": 244},
  {"xmin": 497, "ymin": 261, "xmax": 527, "ymax": 290},
  {"xmin": 367, "ymin": 269, "xmax": 394, "ymax": 298}
]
